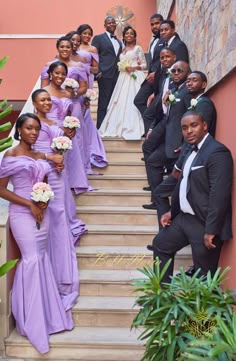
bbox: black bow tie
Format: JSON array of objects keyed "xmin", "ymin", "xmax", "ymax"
[
  {"xmin": 111, "ymin": 34, "xmax": 117, "ymax": 39},
  {"xmin": 191, "ymin": 144, "xmax": 199, "ymax": 153},
  {"xmin": 153, "ymin": 35, "xmax": 159, "ymax": 39}
]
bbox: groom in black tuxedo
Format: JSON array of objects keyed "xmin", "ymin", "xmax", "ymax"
[
  {"xmin": 92, "ymin": 16, "xmax": 122, "ymax": 129},
  {"xmin": 150, "ymin": 111, "xmax": 233, "ymax": 283}
]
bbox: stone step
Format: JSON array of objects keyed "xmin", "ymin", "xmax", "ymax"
[
  {"xmin": 103, "ymin": 138, "xmax": 143, "ymax": 151},
  {"xmin": 5, "ymin": 327, "xmax": 144, "ymax": 360},
  {"xmin": 80, "ymin": 269, "xmax": 146, "ymax": 297},
  {"xmin": 80, "ymin": 224, "xmax": 158, "ymax": 247},
  {"xmin": 88, "ymin": 174, "xmax": 147, "ymax": 189},
  {"xmin": 76, "ymin": 189, "xmax": 151, "ymax": 207},
  {"xmin": 76, "ymin": 206, "xmax": 157, "ymax": 225},
  {"xmin": 77, "ymin": 245, "xmax": 192, "ymax": 271},
  {"xmin": 72, "ymin": 296, "xmax": 138, "ymax": 327},
  {"xmin": 105, "ymin": 149, "xmax": 142, "ymax": 162},
  {"xmin": 92, "ymin": 161, "xmax": 146, "ymax": 175}
]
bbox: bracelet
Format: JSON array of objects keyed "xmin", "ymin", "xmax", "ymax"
[{"xmin": 45, "ymin": 153, "xmax": 48, "ymax": 161}]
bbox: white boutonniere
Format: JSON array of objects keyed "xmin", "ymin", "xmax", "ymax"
[
  {"xmin": 188, "ymin": 98, "xmax": 198, "ymax": 109},
  {"xmin": 167, "ymin": 92, "xmax": 181, "ymax": 105}
]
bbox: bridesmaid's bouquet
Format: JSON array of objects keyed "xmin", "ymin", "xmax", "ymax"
[
  {"xmin": 61, "ymin": 78, "xmax": 79, "ymax": 97},
  {"xmin": 31, "ymin": 182, "xmax": 54, "ymax": 230},
  {"xmin": 63, "ymin": 116, "xmax": 80, "ymax": 129},
  {"xmin": 84, "ymin": 89, "xmax": 97, "ymax": 101},
  {"xmin": 117, "ymin": 59, "xmax": 137, "ymax": 80},
  {"xmin": 51, "ymin": 136, "xmax": 72, "ymax": 154}
]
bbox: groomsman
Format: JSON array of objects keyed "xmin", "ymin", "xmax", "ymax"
[
  {"xmin": 150, "ymin": 111, "xmax": 233, "ymax": 284},
  {"xmin": 134, "ymin": 19, "xmax": 189, "ymax": 118},
  {"xmin": 92, "ymin": 16, "xmax": 122, "ymax": 129},
  {"xmin": 133, "ymin": 13, "xmax": 163, "ymax": 117}
]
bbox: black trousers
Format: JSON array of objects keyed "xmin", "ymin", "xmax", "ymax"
[
  {"xmin": 152, "ymin": 212, "xmax": 223, "ymax": 283},
  {"xmin": 142, "ymin": 96, "xmax": 162, "ymax": 135},
  {"xmin": 133, "ymin": 79, "xmax": 154, "ymax": 117},
  {"xmin": 153, "ymin": 174, "xmax": 178, "ymax": 228},
  {"xmin": 96, "ymin": 73, "xmax": 119, "ymax": 129}
]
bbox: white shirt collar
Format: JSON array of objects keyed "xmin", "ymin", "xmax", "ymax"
[
  {"xmin": 197, "ymin": 133, "xmax": 209, "ymax": 150},
  {"xmin": 167, "ymin": 35, "xmax": 176, "ymax": 46}
]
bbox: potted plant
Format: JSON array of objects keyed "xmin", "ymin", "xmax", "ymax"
[{"xmin": 132, "ymin": 259, "xmax": 236, "ymax": 360}]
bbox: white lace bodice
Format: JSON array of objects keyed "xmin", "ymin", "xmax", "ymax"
[{"xmin": 119, "ymin": 45, "xmax": 147, "ymax": 70}]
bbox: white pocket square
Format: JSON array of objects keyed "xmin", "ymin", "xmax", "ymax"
[{"xmin": 191, "ymin": 166, "xmax": 204, "ymax": 170}]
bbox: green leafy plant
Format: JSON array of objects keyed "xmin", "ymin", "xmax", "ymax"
[
  {"xmin": 132, "ymin": 259, "xmax": 236, "ymax": 361},
  {"xmin": 0, "ymin": 56, "xmax": 17, "ymax": 278}
]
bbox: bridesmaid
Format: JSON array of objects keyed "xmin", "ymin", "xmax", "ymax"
[
  {"xmin": 76, "ymin": 24, "xmax": 108, "ymax": 170},
  {"xmin": 41, "ymin": 37, "xmax": 93, "ymax": 175},
  {"xmin": 43, "ymin": 61, "xmax": 93, "ymax": 193},
  {"xmin": 32, "ymin": 91, "xmax": 86, "ymax": 299},
  {"xmin": 0, "ymin": 113, "xmax": 73, "ymax": 354},
  {"xmin": 65, "ymin": 30, "xmax": 86, "ymax": 63}
]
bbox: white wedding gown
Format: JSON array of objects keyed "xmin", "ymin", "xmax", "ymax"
[{"xmin": 99, "ymin": 45, "xmax": 147, "ymax": 140}]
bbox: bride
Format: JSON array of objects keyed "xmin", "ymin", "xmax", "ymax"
[{"xmin": 99, "ymin": 26, "xmax": 147, "ymax": 140}]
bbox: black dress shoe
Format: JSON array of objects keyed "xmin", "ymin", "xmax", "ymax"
[
  {"xmin": 142, "ymin": 202, "xmax": 157, "ymax": 210},
  {"xmin": 143, "ymin": 185, "xmax": 151, "ymax": 191},
  {"xmin": 176, "ymin": 265, "xmax": 195, "ymax": 277},
  {"xmin": 141, "ymin": 157, "xmax": 145, "ymax": 161},
  {"xmin": 147, "ymin": 244, "xmax": 154, "ymax": 251}
]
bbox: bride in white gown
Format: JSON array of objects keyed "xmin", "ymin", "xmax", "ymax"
[{"xmin": 99, "ymin": 26, "xmax": 147, "ymax": 140}]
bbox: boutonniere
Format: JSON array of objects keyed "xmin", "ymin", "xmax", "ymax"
[
  {"xmin": 188, "ymin": 98, "xmax": 198, "ymax": 110},
  {"xmin": 167, "ymin": 92, "xmax": 181, "ymax": 105}
]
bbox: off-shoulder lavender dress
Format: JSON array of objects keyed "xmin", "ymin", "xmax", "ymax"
[
  {"xmin": 41, "ymin": 92, "xmax": 93, "ymax": 194},
  {"xmin": 77, "ymin": 49, "xmax": 108, "ymax": 170},
  {"xmin": 0, "ymin": 156, "xmax": 73, "ymax": 354},
  {"xmin": 33, "ymin": 123, "xmax": 86, "ymax": 297}
]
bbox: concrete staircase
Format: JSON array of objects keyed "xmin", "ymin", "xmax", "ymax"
[{"xmin": 4, "ymin": 89, "xmax": 192, "ymax": 360}]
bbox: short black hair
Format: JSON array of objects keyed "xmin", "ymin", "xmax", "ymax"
[
  {"xmin": 150, "ymin": 13, "xmax": 163, "ymax": 21},
  {"xmin": 56, "ymin": 36, "xmax": 72, "ymax": 49},
  {"xmin": 181, "ymin": 110, "xmax": 205, "ymax": 123},
  {"xmin": 31, "ymin": 89, "xmax": 49, "ymax": 103},
  {"xmin": 14, "ymin": 113, "xmax": 41, "ymax": 140},
  {"xmin": 160, "ymin": 20, "xmax": 175, "ymax": 29},
  {"xmin": 160, "ymin": 47, "xmax": 176, "ymax": 56},
  {"xmin": 190, "ymin": 70, "xmax": 208, "ymax": 83},
  {"xmin": 47, "ymin": 61, "xmax": 68, "ymax": 77}
]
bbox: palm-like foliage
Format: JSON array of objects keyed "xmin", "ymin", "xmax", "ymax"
[{"xmin": 132, "ymin": 259, "xmax": 236, "ymax": 360}]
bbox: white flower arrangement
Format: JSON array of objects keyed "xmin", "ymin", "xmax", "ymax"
[
  {"xmin": 188, "ymin": 98, "xmax": 198, "ymax": 110},
  {"xmin": 61, "ymin": 78, "xmax": 79, "ymax": 89},
  {"xmin": 63, "ymin": 116, "xmax": 80, "ymax": 129},
  {"xmin": 167, "ymin": 92, "xmax": 181, "ymax": 105},
  {"xmin": 31, "ymin": 182, "xmax": 54, "ymax": 203},
  {"xmin": 117, "ymin": 59, "xmax": 137, "ymax": 80},
  {"xmin": 85, "ymin": 89, "xmax": 97, "ymax": 101},
  {"xmin": 51, "ymin": 136, "xmax": 72, "ymax": 154}
]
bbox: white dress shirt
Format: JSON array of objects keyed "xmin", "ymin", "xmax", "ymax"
[
  {"xmin": 179, "ymin": 133, "xmax": 209, "ymax": 214},
  {"xmin": 149, "ymin": 36, "xmax": 159, "ymax": 58},
  {"xmin": 106, "ymin": 31, "xmax": 120, "ymax": 55}
]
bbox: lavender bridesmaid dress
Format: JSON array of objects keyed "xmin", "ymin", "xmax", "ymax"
[
  {"xmin": 77, "ymin": 49, "xmax": 108, "ymax": 170},
  {"xmin": 43, "ymin": 94, "xmax": 93, "ymax": 193},
  {"xmin": 0, "ymin": 156, "xmax": 73, "ymax": 354},
  {"xmin": 34, "ymin": 123, "xmax": 86, "ymax": 297}
]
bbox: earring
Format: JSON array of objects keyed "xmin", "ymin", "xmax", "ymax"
[
  {"xmin": 49, "ymin": 76, "xmax": 52, "ymax": 81},
  {"xmin": 34, "ymin": 108, "xmax": 38, "ymax": 114},
  {"xmin": 18, "ymin": 133, "xmax": 21, "ymax": 140}
]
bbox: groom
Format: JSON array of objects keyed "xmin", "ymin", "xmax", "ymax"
[{"xmin": 92, "ymin": 16, "xmax": 122, "ymax": 129}]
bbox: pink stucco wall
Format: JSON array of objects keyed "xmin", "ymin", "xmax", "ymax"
[{"xmin": 0, "ymin": 0, "xmax": 156, "ymax": 100}]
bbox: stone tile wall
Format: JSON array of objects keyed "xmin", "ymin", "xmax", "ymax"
[{"xmin": 157, "ymin": 0, "xmax": 236, "ymax": 89}]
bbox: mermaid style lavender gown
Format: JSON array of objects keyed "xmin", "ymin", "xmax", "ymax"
[
  {"xmin": 0, "ymin": 156, "xmax": 74, "ymax": 354},
  {"xmin": 77, "ymin": 49, "xmax": 108, "ymax": 170},
  {"xmin": 34, "ymin": 123, "xmax": 86, "ymax": 297}
]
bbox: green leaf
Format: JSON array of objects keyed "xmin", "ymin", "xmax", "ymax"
[
  {"xmin": 0, "ymin": 137, "xmax": 13, "ymax": 152},
  {"xmin": 0, "ymin": 56, "xmax": 9, "ymax": 70},
  {"xmin": 0, "ymin": 259, "xmax": 18, "ymax": 277},
  {"xmin": 0, "ymin": 105, "xmax": 12, "ymax": 120}
]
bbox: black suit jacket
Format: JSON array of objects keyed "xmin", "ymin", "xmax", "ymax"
[
  {"xmin": 153, "ymin": 33, "xmax": 189, "ymax": 91},
  {"xmin": 91, "ymin": 33, "xmax": 122, "ymax": 79},
  {"xmin": 172, "ymin": 135, "xmax": 233, "ymax": 240},
  {"xmin": 165, "ymin": 83, "xmax": 192, "ymax": 159}
]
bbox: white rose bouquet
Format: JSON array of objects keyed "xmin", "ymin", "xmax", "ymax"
[
  {"xmin": 85, "ymin": 88, "xmax": 97, "ymax": 101},
  {"xmin": 63, "ymin": 116, "xmax": 80, "ymax": 129},
  {"xmin": 51, "ymin": 136, "xmax": 72, "ymax": 154},
  {"xmin": 31, "ymin": 182, "xmax": 54, "ymax": 229},
  {"xmin": 61, "ymin": 78, "xmax": 79, "ymax": 97},
  {"xmin": 117, "ymin": 59, "xmax": 137, "ymax": 80}
]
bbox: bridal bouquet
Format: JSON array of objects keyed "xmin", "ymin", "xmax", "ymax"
[
  {"xmin": 51, "ymin": 136, "xmax": 72, "ymax": 154},
  {"xmin": 117, "ymin": 59, "xmax": 137, "ymax": 80},
  {"xmin": 85, "ymin": 88, "xmax": 97, "ymax": 101},
  {"xmin": 31, "ymin": 182, "xmax": 54, "ymax": 229},
  {"xmin": 63, "ymin": 116, "xmax": 80, "ymax": 129}
]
